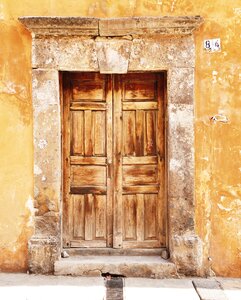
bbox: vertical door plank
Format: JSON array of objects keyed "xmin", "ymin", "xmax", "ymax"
[
  {"xmin": 73, "ymin": 195, "xmax": 85, "ymax": 239},
  {"xmin": 106, "ymin": 75, "xmax": 113, "ymax": 247},
  {"xmin": 113, "ymin": 75, "xmax": 123, "ymax": 248},
  {"xmin": 71, "ymin": 111, "xmax": 84, "ymax": 155},
  {"xmin": 84, "ymin": 110, "xmax": 93, "ymax": 156},
  {"xmin": 136, "ymin": 110, "xmax": 145, "ymax": 156},
  {"xmin": 136, "ymin": 194, "xmax": 144, "ymax": 242},
  {"xmin": 62, "ymin": 74, "xmax": 72, "ymax": 246},
  {"xmin": 121, "ymin": 73, "xmax": 166, "ymax": 248},
  {"xmin": 93, "ymin": 111, "xmax": 106, "ymax": 156},
  {"xmin": 94, "ymin": 195, "xmax": 107, "ymax": 239},
  {"xmin": 123, "ymin": 110, "xmax": 136, "ymax": 155},
  {"xmin": 85, "ymin": 194, "xmax": 94, "ymax": 241},
  {"xmin": 144, "ymin": 194, "xmax": 157, "ymax": 240},
  {"xmin": 63, "ymin": 72, "xmax": 110, "ymax": 248},
  {"xmin": 145, "ymin": 111, "xmax": 157, "ymax": 155},
  {"xmin": 157, "ymin": 73, "xmax": 166, "ymax": 245},
  {"xmin": 123, "ymin": 195, "xmax": 137, "ymax": 240}
]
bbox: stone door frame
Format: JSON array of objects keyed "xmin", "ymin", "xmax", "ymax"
[{"xmin": 19, "ymin": 16, "xmax": 204, "ymax": 275}]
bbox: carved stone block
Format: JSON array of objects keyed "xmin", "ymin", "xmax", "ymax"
[{"xmin": 96, "ymin": 38, "xmax": 131, "ymax": 73}]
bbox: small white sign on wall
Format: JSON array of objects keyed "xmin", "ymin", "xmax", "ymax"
[{"xmin": 203, "ymin": 38, "xmax": 221, "ymax": 52}]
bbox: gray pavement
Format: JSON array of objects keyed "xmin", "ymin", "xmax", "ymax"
[
  {"xmin": 0, "ymin": 273, "xmax": 240, "ymax": 300},
  {"xmin": 124, "ymin": 278, "xmax": 200, "ymax": 299},
  {"xmin": 219, "ymin": 278, "xmax": 241, "ymax": 300}
]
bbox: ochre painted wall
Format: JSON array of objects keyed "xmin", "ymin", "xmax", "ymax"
[{"xmin": 0, "ymin": 0, "xmax": 240, "ymax": 276}]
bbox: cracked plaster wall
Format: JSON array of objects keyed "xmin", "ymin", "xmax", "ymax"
[{"xmin": 0, "ymin": 0, "xmax": 240, "ymax": 277}]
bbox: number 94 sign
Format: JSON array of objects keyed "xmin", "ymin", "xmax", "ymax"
[{"xmin": 204, "ymin": 38, "xmax": 221, "ymax": 52}]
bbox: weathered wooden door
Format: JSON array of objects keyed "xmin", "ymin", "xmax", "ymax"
[{"xmin": 63, "ymin": 72, "xmax": 166, "ymax": 249}]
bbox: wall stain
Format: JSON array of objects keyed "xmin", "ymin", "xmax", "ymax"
[{"xmin": 0, "ymin": 198, "xmax": 34, "ymax": 272}]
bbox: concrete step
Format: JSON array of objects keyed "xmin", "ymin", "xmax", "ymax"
[{"xmin": 54, "ymin": 256, "xmax": 178, "ymax": 279}]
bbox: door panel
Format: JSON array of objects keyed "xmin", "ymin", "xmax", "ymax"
[
  {"xmin": 63, "ymin": 73, "xmax": 112, "ymax": 248},
  {"xmin": 122, "ymin": 165, "xmax": 158, "ymax": 185},
  {"xmin": 119, "ymin": 73, "xmax": 165, "ymax": 248},
  {"xmin": 70, "ymin": 165, "xmax": 106, "ymax": 186},
  {"xmin": 63, "ymin": 72, "xmax": 165, "ymax": 249},
  {"xmin": 72, "ymin": 72, "xmax": 106, "ymax": 101},
  {"xmin": 71, "ymin": 194, "xmax": 107, "ymax": 242}
]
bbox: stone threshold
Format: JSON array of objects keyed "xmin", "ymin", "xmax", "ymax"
[
  {"xmin": 54, "ymin": 255, "xmax": 178, "ymax": 278},
  {"xmin": 63, "ymin": 247, "xmax": 164, "ymax": 256}
]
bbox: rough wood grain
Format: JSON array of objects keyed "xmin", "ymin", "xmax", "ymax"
[
  {"xmin": 136, "ymin": 194, "xmax": 144, "ymax": 242},
  {"xmin": 157, "ymin": 72, "xmax": 166, "ymax": 245},
  {"xmin": 63, "ymin": 72, "xmax": 166, "ymax": 249},
  {"xmin": 145, "ymin": 111, "xmax": 157, "ymax": 156},
  {"xmin": 123, "ymin": 101, "xmax": 157, "ymax": 110},
  {"xmin": 85, "ymin": 194, "xmax": 94, "ymax": 241},
  {"xmin": 73, "ymin": 195, "xmax": 85, "ymax": 239},
  {"xmin": 113, "ymin": 75, "xmax": 123, "ymax": 248},
  {"xmin": 71, "ymin": 111, "xmax": 84, "ymax": 155},
  {"xmin": 72, "ymin": 73, "xmax": 106, "ymax": 101},
  {"xmin": 70, "ymin": 186, "xmax": 107, "ymax": 195},
  {"xmin": 71, "ymin": 165, "xmax": 106, "ymax": 186},
  {"xmin": 62, "ymin": 73, "xmax": 72, "ymax": 247},
  {"xmin": 71, "ymin": 102, "xmax": 107, "ymax": 110},
  {"xmin": 106, "ymin": 75, "xmax": 113, "ymax": 247},
  {"xmin": 123, "ymin": 156, "xmax": 157, "ymax": 165},
  {"xmin": 70, "ymin": 156, "xmax": 106, "ymax": 165},
  {"xmin": 124, "ymin": 82, "xmax": 155, "ymax": 100},
  {"xmin": 122, "ymin": 185, "xmax": 159, "ymax": 194},
  {"xmin": 144, "ymin": 194, "xmax": 157, "ymax": 240},
  {"xmin": 94, "ymin": 195, "xmax": 107, "ymax": 239},
  {"xmin": 136, "ymin": 110, "xmax": 145, "ymax": 156},
  {"xmin": 123, "ymin": 165, "xmax": 158, "ymax": 185},
  {"xmin": 121, "ymin": 73, "xmax": 164, "ymax": 248},
  {"xmin": 93, "ymin": 111, "xmax": 106, "ymax": 155},
  {"xmin": 84, "ymin": 110, "xmax": 93, "ymax": 156},
  {"xmin": 123, "ymin": 195, "xmax": 137, "ymax": 241},
  {"xmin": 63, "ymin": 72, "xmax": 109, "ymax": 248},
  {"xmin": 123, "ymin": 110, "xmax": 136, "ymax": 156}
]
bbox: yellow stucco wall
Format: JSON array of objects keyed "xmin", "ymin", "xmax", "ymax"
[{"xmin": 0, "ymin": 0, "xmax": 240, "ymax": 276}]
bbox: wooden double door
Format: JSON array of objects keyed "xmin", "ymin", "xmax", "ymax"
[{"xmin": 63, "ymin": 72, "xmax": 166, "ymax": 249}]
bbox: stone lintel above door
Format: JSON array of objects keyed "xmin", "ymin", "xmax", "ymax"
[
  {"xmin": 19, "ymin": 16, "xmax": 204, "ymax": 277},
  {"xmin": 19, "ymin": 16, "xmax": 203, "ymax": 38},
  {"xmin": 19, "ymin": 16, "xmax": 203, "ymax": 74}
]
